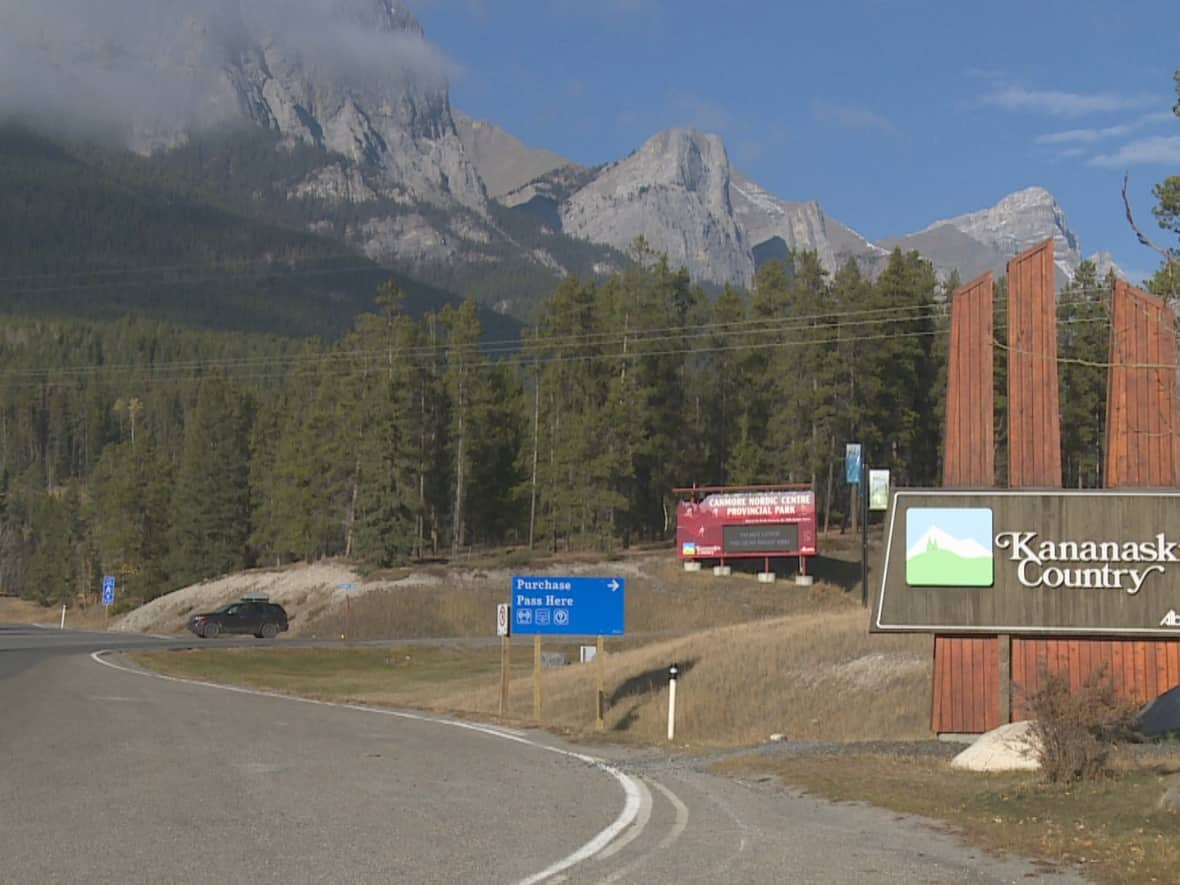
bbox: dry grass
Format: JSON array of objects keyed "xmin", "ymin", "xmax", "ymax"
[
  {"xmin": 434, "ymin": 609, "xmax": 931, "ymax": 745},
  {"xmin": 717, "ymin": 751, "xmax": 1180, "ymax": 885},
  {"xmin": 141, "ymin": 606, "xmax": 933, "ymax": 746},
  {"xmin": 0, "ymin": 596, "xmax": 109, "ymax": 629},
  {"xmin": 304, "ymin": 555, "xmax": 862, "ymax": 641}
]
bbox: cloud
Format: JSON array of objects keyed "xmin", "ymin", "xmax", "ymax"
[
  {"xmin": 1035, "ymin": 112, "xmax": 1174, "ymax": 145},
  {"xmin": 1088, "ymin": 135, "xmax": 1180, "ymax": 167},
  {"xmin": 983, "ymin": 85, "xmax": 1157, "ymax": 117},
  {"xmin": 0, "ymin": 0, "xmax": 454, "ymax": 143},
  {"xmin": 812, "ymin": 101, "xmax": 896, "ymax": 134}
]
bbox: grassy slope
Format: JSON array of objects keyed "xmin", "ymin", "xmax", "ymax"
[{"xmin": 128, "ymin": 539, "xmax": 932, "ymax": 747}]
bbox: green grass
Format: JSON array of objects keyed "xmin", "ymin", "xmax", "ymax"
[
  {"xmin": 129, "ymin": 646, "xmax": 533, "ymax": 707},
  {"xmin": 907, "ymin": 548, "xmax": 993, "ymax": 586},
  {"xmin": 716, "ymin": 752, "xmax": 1180, "ymax": 885}
]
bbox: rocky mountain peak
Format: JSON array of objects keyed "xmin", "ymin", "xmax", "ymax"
[
  {"xmin": 559, "ymin": 128, "xmax": 752, "ymax": 286},
  {"xmin": 923, "ymin": 185, "xmax": 1082, "ymax": 277},
  {"xmin": 328, "ymin": 0, "xmax": 421, "ymax": 33}
]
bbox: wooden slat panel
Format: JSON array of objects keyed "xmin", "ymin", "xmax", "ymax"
[
  {"xmin": 933, "ymin": 274, "xmax": 998, "ymax": 733},
  {"xmin": 942, "ymin": 272, "xmax": 995, "ymax": 488},
  {"xmin": 1102, "ymin": 280, "xmax": 1180, "ymax": 708},
  {"xmin": 1007, "ymin": 240, "xmax": 1062, "ymax": 488},
  {"xmin": 981, "ymin": 641, "xmax": 1000, "ymax": 731}
]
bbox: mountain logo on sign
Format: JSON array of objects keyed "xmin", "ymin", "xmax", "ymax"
[{"xmin": 905, "ymin": 508, "xmax": 994, "ymax": 587}]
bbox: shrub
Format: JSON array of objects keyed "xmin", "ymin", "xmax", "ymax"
[{"xmin": 1022, "ymin": 662, "xmax": 1138, "ymax": 785}]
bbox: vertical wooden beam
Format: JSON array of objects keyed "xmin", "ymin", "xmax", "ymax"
[
  {"xmin": 1007, "ymin": 240, "xmax": 1062, "ymax": 488},
  {"xmin": 933, "ymin": 273, "xmax": 997, "ymax": 733}
]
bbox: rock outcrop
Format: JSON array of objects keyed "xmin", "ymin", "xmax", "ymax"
[{"xmin": 559, "ymin": 129, "xmax": 753, "ymax": 287}]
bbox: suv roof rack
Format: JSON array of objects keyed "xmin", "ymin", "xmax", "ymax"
[{"xmin": 240, "ymin": 593, "xmax": 270, "ymax": 603}]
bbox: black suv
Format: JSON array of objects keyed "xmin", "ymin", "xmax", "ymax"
[{"xmin": 188, "ymin": 597, "xmax": 289, "ymax": 639}]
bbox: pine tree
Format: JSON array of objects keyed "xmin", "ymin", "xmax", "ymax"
[
  {"xmin": 1058, "ymin": 261, "xmax": 1110, "ymax": 487},
  {"xmin": 167, "ymin": 371, "xmax": 252, "ymax": 586}
]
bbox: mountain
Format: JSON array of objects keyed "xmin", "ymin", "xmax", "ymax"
[
  {"xmin": 0, "ymin": 0, "xmax": 1129, "ymax": 323},
  {"xmin": 729, "ymin": 171, "xmax": 887, "ymax": 275},
  {"xmin": 453, "ymin": 112, "xmax": 574, "ymax": 199},
  {"xmin": 0, "ymin": 125, "xmax": 521, "ymax": 340},
  {"xmin": 886, "ymin": 187, "xmax": 1088, "ymax": 285},
  {"xmin": 906, "ymin": 526, "xmax": 991, "ymax": 561},
  {"xmin": 558, "ymin": 129, "xmax": 753, "ymax": 287},
  {"xmin": 479, "ymin": 120, "xmax": 1106, "ymax": 292}
]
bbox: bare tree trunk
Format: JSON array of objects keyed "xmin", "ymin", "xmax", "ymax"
[
  {"xmin": 824, "ymin": 442, "xmax": 835, "ymax": 535},
  {"xmin": 528, "ymin": 376, "xmax": 540, "ymax": 549},
  {"xmin": 344, "ymin": 454, "xmax": 360, "ymax": 558},
  {"xmin": 451, "ymin": 390, "xmax": 466, "ymax": 556}
]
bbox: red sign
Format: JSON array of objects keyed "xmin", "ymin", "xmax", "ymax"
[{"xmin": 676, "ymin": 490, "xmax": 817, "ymax": 559}]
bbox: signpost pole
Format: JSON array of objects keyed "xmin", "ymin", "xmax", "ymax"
[
  {"xmin": 500, "ymin": 635, "xmax": 511, "ymax": 716},
  {"xmin": 861, "ymin": 456, "xmax": 869, "ymax": 608},
  {"xmin": 595, "ymin": 635, "xmax": 605, "ymax": 731},
  {"xmin": 533, "ymin": 635, "xmax": 542, "ymax": 721}
]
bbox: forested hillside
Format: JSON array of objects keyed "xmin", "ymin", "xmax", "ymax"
[
  {"xmin": 0, "ymin": 247, "xmax": 1116, "ymax": 608},
  {"xmin": 0, "ymin": 126, "xmax": 520, "ymax": 339}
]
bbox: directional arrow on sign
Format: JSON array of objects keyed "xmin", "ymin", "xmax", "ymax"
[{"xmin": 608, "ymin": 579, "xmax": 619, "ymax": 592}]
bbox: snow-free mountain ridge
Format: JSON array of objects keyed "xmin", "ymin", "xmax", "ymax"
[{"xmin": 3, "ymin": 0, "xmax": 1126, "ymax": 306}]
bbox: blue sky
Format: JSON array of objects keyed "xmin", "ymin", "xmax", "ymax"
[
  {"xmin": 411, "ymin": 0, "xmax": 1178, "ymax": 282},
  {"xmin": 906, "ymin": 508, "xmax": 992, "ymax": 552}
]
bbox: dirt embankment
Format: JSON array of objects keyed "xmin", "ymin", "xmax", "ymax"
[
  {"xmin": 112, "ymin": 563, "xmax": 364, "ymax": 635},
  {"xmin": 110, "ymin": 559, "xmax": 654, "ymax": 637}
]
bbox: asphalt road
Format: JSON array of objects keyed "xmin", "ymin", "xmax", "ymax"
[{"xmin": 0, "ymin": 624, "xmax": 1091, "ymax": 884}]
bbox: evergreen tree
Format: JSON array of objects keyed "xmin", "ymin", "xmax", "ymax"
[
  {"xmin": 1058, "ymin": 261, "xmax": 1109, "ymax": 487},
  {"xmin": 24, "ymin": 491, "xmax": 77, "ymax": 606},
  {"xmin": 167, "ymin": 371, "xmax": 252, "ymax": 586},
  {"xmin": 855, "ymin": 249, "xmax": 941, "ymax": 487},
  {"xmin": 1148, "ymin": 70, "xmax": 1180, "ymax": 299}
]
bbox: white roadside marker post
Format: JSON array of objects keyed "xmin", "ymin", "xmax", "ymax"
[
  {"xmin": 667, "ymin": 663, "xmax": 680, "ymax": 742},
  {"xmin": 60, "ymin": 604, "xmax": 66, "ymax": 630}
]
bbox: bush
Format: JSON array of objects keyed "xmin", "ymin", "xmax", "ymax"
[{"xmin": 1022, "ymin": 662, "xmax": 1138, "ymax": 784}]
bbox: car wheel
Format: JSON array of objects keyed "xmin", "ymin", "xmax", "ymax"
[
  {"xmin": 203, "ymin": 622, "xmax": 220, "ymax": 639},
  {"xmin": 260, "ymin": 623, "xmax": 279, "ymax": 640}
]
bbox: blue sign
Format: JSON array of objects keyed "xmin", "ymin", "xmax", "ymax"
[
  {"xmin": 845, "ymin": 443, "xmax": 863, "ymax": 484},
  {"xmin": 511, "ymin": 576, "xmax": 625, "ymax": 636},
  {"xmin": 101, "ymin": 575, "xmax": 116, "ymax": 607}
]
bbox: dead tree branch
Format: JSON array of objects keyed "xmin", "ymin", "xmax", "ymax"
[{"xmin": 1122, "ymin": 172, "xmax": 1179, "ymax": 300}]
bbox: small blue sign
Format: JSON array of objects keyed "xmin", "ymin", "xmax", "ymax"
[
  {"xmin": 845, "ymin": 443, "xmax": 863, "ymax": 484},
  {"xmin": 511, "ymin": 576, "xmax": 625, "ymax": 636},
  {"xmin": 101, "ymin": 575, "xmax": 116, "ymax": 607}
]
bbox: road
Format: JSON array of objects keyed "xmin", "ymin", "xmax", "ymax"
[{"xmin": 0, "ymin": 624, "xmax": 1089, "ymax": 884}]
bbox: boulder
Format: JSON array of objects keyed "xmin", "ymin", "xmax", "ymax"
[
  {"xmin": 1137, "ymin": 684, "xmax": 1180, "ymax": 738},
  {"xmin": 950, "ymin": 721, "xmax": 1042, "ymax": 772}
]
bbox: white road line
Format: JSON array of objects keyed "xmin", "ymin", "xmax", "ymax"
[
  {"xmin": 595, "ymin": 779, "xmax": 690, "ymax": 885},
  {"xmin": 595, "ymin": 777, "xmax": 653, "ymax": 860},
  {"xmin": 89, "ymin": 650, "xmax": 641, "ymax": 885},
  {"xmin": 650, "ymin": 781, "xmax": 689, "ymax": 850}
]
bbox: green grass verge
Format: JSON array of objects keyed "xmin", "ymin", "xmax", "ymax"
[
  {"xmin": 715, "ymin": 753, "xmax": 1180, "ymax": 885},
  {"xmin": 128, "ymin": 646, "xmax": 526, "ymax": 705}
]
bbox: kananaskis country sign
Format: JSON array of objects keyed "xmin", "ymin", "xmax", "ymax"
[{"xmin": 873, "ymin": 490, "xmax": 1180, "ymax": 637}]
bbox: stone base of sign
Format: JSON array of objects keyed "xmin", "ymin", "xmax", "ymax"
[
  {"xmin": 794, "ymin": 574, "xmax": 814, "ymax": 586},
  {"xmin": 683, "ymin": 561, "xmax": 702, "ymax": 572},
  {"xmin": 757, "ymin": 572, "xmax": 776, "ymax": 584},
  {"xmin": 713, "ymin": 565, "xmax": 732, "ymax": 576}
]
